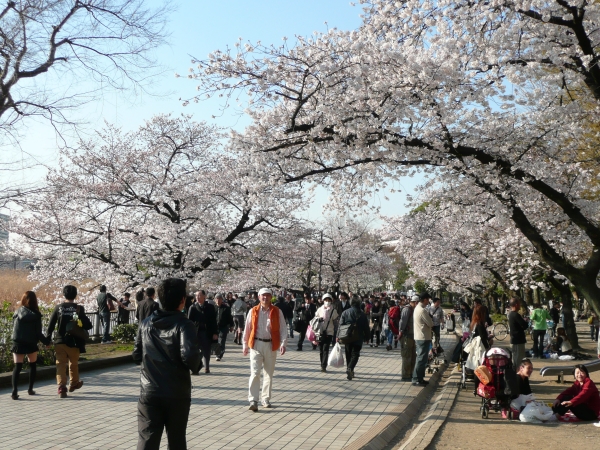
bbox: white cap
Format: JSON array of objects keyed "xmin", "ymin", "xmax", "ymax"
[
  {"xmin": 258, "ymin": 288, "xmax": 272, "ymax": 296},
  {"xmin": 322, "ymin": 293, "xmax": 333, "ymax": 300},
  {"xmin": 411, "ymin": 295, "xmax": 420, "ymax": 303}
]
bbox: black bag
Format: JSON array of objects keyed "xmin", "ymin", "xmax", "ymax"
[
  {"xmin": 65, "ymin": 305, "xmax": 90, "ymax": 340},
  {"xmin": 210, "ymin": 342, "xmax": 222, "ymax": 356},
  {"xmin": 338, "ymin": 322, "xmax": 357, "ymax": 344},
  {"xmin": 293, "ymin": 318, "xmax": 302, "ymax": 333}
]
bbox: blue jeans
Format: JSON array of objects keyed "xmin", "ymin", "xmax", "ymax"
[
  {"xmin": 217, "ymin": 327, "xmax": 229, "ymax": 358},
  {"xmin": 412, "ymin": 340, "xmax": 431, "ymax": 383},
  {"xmin": 100, "ymin": 311, "xmax": 111, "ymax": 342},
  {"xmin": 386, "ymin": 329, "xmax": 394, "ymax": 346}
]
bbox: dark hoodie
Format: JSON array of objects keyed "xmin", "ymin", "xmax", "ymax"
[
  {"xmin": 12, "ymin": 306, "xmax": 50, "ymax": 346},
  {"xmin": 132, "ymin": 309, "xmax": 201, "ymax": 399}
]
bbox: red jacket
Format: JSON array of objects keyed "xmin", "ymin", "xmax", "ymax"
[
  {"xmin": 388, "ymin": 306, "xmax": 401, "ymax": 335},
  {"xmin": 557, "ymin": 377, "xmax": 600, "ymax": 417}
]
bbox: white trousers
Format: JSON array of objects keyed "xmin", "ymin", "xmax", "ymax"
[{"xmin": 248, "ymin": 340, "xmax": 278, "ymax": 403}]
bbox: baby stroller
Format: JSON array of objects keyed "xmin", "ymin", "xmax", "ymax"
[
  {"xmin": 427, "ymin": 343, "xmax": 445, "ymax": 374},
  {"xmin": 476, "ymin": 348, "xmax": 516, "ymax": 420}
]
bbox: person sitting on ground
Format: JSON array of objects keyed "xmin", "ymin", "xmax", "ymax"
[
  {"xmin": 554, "ymin": 327, "xmax": 573, "ymax": 356},
  {"xmin": 552, "ymin": 364, "xmax": 600, "ymax": 421},
  {"xmin": 517, "ymin": 358, "xmax": 533, "ymax": 396}
]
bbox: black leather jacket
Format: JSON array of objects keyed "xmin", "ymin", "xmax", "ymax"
[
  {"xmin": 12, "ymin": 306, "xmax": 50, "ymax": 346},
  {"xmin": 133, "ymin": 309, "xmax": 201, "ymax": 399}
]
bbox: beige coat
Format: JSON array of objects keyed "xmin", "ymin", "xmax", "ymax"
[{"xmin": 413, "ymin": 303, "xmax": 433, "ymax": 341}]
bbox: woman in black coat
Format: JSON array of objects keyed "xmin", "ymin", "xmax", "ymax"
[{"xmin": 11, "ymin": 291, "xmax": 50, "ymax": 399}]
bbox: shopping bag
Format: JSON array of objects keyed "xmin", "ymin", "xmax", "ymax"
[
  {"xmin": 306, "ymin": 325, "xmax": 316, "ymax": 342},
  {"xmin": 474, "ymin": 365, "xmax": 492, "ymax": 385},
  {"xmin": 328, "ymin": 343, "xmax": 345, "ymax": 368}
]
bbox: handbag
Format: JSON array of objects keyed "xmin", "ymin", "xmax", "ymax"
[
  {"xmin": 314, "ymin": 309, "xmax": 335, "ymax": 342},
  {"xmin": 65, "ymin": 305, "xmax": 90, "ymax": 340},
  {"xmin": 292, "ymin": 318, "xmax": 302, "ymax": 332},
  {"xmin": 338, "ymin": 322, "xmax": 357, "ymax": 344}
]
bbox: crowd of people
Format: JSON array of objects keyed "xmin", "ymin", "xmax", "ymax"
[{"xmin": 9, "ymin": 282, "xmax": 600, "ymax": 448}]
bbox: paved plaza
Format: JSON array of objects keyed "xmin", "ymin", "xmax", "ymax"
[{"xmin": 1, "ymin": 334, "xmax": 455, "ymax": 449}]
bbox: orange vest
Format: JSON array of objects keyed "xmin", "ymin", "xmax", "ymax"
[{"xmin": 248, "ymin": 305, "xmax": 281, "ymax": 351}]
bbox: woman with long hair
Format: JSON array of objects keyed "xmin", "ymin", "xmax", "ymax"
[
  {"xmin": 470, "ymin": 304, "xmax": 491, "ymax": 351},
  {"xmin": 11, "ymin": 291, "xmax": 50, "ymax": 399}
]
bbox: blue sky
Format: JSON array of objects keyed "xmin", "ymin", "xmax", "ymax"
[{"xmin": 5, "ymin": 0, "xmax": 420, "ymax": 220}]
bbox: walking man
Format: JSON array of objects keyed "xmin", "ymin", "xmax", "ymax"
[
  {"xmin": 232, "ymin": 294, "xmax": 248, "ymax": 344},
  {"xmin": 412, "ymin": 293, "xmax": 433, "ymax": 387},
  {"xmin": 214, "ymin": 294, "xmax": 234, "ymax": 361},
  {"xmin": 136, "ymin": 287, "xmax": 158, "ymax": 323},
  {"xmin": 337, "ymin": 297, "xmax": 370, "ymax": 380},
  {"xmin": 243, "ymin": 288, "xmax": 287, "ymax": 411},
  {"xmin": 188, "ymin": 290, "xmax": 218, "ymax": 374},
  {"xmin": 399, "ymin": 296, "xmax": 418, "ymax": 381},
  {"xmin": 46, "ymin": 285, "xmax": 93, "ymax": 398},
  {"xmin": 133, "ymin": 278, "xmax": 201, "ymax": 450},
  {"xmin": 295, "ymin": 293, "xmax": 316, "ymax": 350}
]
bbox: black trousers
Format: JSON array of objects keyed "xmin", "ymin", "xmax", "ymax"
[
  {"xmin": 318, "ymin": 335, "xmax": 332, "ymax": 369},
  {"xmin": 137, "ymin": 396, "xmax": 191, "ymax": 450},
  {"xmin": 297, "ymin": 325, "xmax": 308, "ymax": 349},
  {"xmin": 217, "ymin": 327, "xmax": 229, "ymax": 358},
  {"xmin": 344, "ymin": 341, "xmax": 362, "ymax": 371},
  {"xmin": 532, "ymin": 330, "xmax": 546, "ymax": 357},
  {"xmin": 552, "ymin": 396, "xmax": 598, "ymax": 421},
  {"xmin": 198, "ymin": 332, "xmax": 211, "ymax": 370}
]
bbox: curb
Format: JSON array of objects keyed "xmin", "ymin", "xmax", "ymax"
[
  {"xmin": 0, "ymin": 354, "xmax": 134, "ymax": 389},
  {"xmin": 397, "ymin": 365, "xmax": 461, "ymax": 450},
  {"xmin": 343, "ymin": 339, "xmax": 458, "ymax": 450}
]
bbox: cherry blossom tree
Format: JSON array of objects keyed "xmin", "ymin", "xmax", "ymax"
[
  {"xmin": 189, "ymin": 0, "xmax": 600, "ymax": 313},
  {"xmin": 8, "ymin": 114, "xmax": 305, "ymax": 301}
]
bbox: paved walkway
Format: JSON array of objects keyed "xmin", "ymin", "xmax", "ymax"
[{"xmin": 1, "ymin": 333, "xmax": 456, "ymax": 450}]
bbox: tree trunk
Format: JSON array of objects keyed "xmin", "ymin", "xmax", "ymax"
[{"xmin": 548, "ymin": 277, "xmax": 580, "ymax": 350}]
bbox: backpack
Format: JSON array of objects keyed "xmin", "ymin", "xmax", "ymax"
[{"xmin": 63, "ymin": 305, "xmax": 89, "ymax": 340}]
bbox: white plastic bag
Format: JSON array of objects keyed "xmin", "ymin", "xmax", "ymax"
[
  {"xmin": 328, "ymin": 343, "xmax": 345, "ymax": 369},
  {"xmin": 559, "ymin": 355, "xmax": 575, "ymax": 361},
  {"xmin": 462, "ymin": 319, "xmax": 471, "ymax": 333},
  {"xmin": 510, "ymin": 394, "xmax": 535, "ymax": 411},
  {"xmin": 520, "ymin": 402, "xmax": 557, "ymax": 423}
]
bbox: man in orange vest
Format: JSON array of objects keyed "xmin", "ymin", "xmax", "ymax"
[{"xmin": 242, "ymin": 287, "xmax": 287, "ymax": 411}]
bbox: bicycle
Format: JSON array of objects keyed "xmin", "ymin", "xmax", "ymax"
[{"xmin": 489, "ymin": 322, "xmax": 508, "ymax": 341}]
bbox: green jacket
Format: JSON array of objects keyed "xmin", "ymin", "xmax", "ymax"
[{"xmin": 531, "ymin": 308, "xmax": 550, "ymax": 330}]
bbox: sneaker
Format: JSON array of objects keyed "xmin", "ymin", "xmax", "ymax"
[
  {"xmin": 11, "ymin": 392, "xmax": 18, "ymax": 400},
  {"xmin": 27, "ymin": 390, "xmax": 36, "ymax": 395},
  {"xmin": 58, "ymin": 386, "xmax": 68, "ymax": 398},
  {"xmin": 262, "ymin": 400, "xmax": 272, "ymax": 408},
  {"xmin": 101, "ymin": 340, "xmax": 113, "ymax": 344},
  {"xmin": 412, "ymin": 380, "xmax": 429, "ymax": 387},
  {"xmin": 346, "ymin": 370, "xmax": 354, "ymax": 380},
  {"xmin": 249, "ymin": 402, "xmax": 258, "ymax": 412},
  {"xmin": 69, "ymin": 380, "xmax": 83, "ymax": 392},
  {"xmin": 215, "ymin": 357, "xmax": 221, "ymax": 361},
  {"xmin": 386, "ymin": 345, "xmax": 392, "ymax": 351}
]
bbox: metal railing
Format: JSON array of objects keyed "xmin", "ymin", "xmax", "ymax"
[{"xmin": 86, "ymin": 310, "xmax": 137, "ymax": 342}]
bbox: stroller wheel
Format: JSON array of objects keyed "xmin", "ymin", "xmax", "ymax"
[{"xmin": 481, "ymin": 405, "xmax": 489, "ymax": 419}]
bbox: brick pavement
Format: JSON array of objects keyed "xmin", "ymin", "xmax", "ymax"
[{"xmin": 0, "ymin": 334, "xmax": 455, "ymax": 450}]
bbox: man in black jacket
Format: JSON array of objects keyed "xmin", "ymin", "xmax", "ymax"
[
  {"xmin": 337, "ymin": 298, "xmax": 370, "ymax": 380},
  {"xmin": 136, "ymin": 287, "xmax": 159, "ymax": 323},
  {"xmin": 46, "ymin": 285, "xmax": 93, "ymax": 398},
  {"xmin": 214, "ymin": 294, "xmax": 234, "ymax": 361},
  {"xmin": 188, "ymin": 290, "xmax": 218, "ymax": 373},
  {"xmin": 295, "ymin": 294, "xmax": 317, "ymax": 351},
  {"xmin": 508, "ymin": 297, "xmax": 528, "ymax": 367},
  {"xmin": 133, "ymin": 278, "xmax": 201, "ymax": 450}
]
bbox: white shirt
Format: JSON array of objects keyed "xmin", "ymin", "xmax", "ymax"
[{"xmin": 243, "ymin": 305, "xmax": 287, "ymax": 349}]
